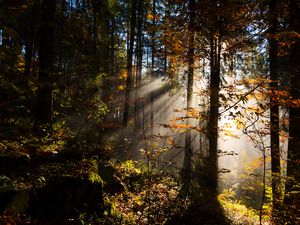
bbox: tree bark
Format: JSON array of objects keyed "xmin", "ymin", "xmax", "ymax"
[
  {"xmin": 35, "ymin": 0, "xmax": 56, "ymax": 129},
  {"xmin": 149, "ymin": 0, "xmax": 156, "ymax": 129},
  {"xmin": 285, "ymin": 0, "xmax": 300, "ymax": 219},
  {"xmin": 135, "ymin": 0, "xmax": 144, "ymax": 130},
  {"xmin": 208, "ymin": 33, "xmax": 221, "ymax": 194},
  {"xmin": 24, "ymin": 1, "xmax": 38, "ymax": 77},
  {"xmin": 123, "ymin": 0, "xmax": 137, "ymax": 126},
  {"xmin": 182, "ymin": 0, "xmax": 195, "ymax": 185},
  {"xmin": 268, "ymin": 0, "xmax": 281, "ymax": 218},
  {"xmin": 24, "ymin": 41, "xmax": 33, "ymax": 76}
]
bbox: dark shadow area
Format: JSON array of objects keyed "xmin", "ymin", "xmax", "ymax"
[{"xmin": 167, "ymin": 188, "xmax": 230, "ymax": 225}]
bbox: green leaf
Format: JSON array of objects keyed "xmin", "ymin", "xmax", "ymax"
[{"xmin": 88, "ymin": 172, "xmax": 103, "ymax": 185}]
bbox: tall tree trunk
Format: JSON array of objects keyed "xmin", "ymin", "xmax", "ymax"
[
  {"xmin": 284, "ymin": 0, "xmax": 300, "ymax": 219},
  {"xmin": 35, "ymin": 0, "xmax": 56, "ymax": 129},
  {"xmin": 208, "ymin": 33, "xmax": 221, "ymax": 194},
  {"xmin": 24, "ymin": 41, "xmax": 33, "ymax": 76},
  {"xmin": 58, "ymin": 0, "xmax": 66, "ymax": 89},
  {"xmin": 123, "ymin": 0, "xmax": 137, "ymax": 126},
  {"xmin": 24, "ymin": 1, "xmax": 38, "ymax": 77},
  {"xmin": 101, "ymin": 20, "xmax": 111, "ymax": 103},
  {"xmin": 0, "ymin": 27, "xmax": 9, "ymax": 70},
  {"xmin": 182, "ymin": 0, "xmax": 195, "ymax": 185},
  {"xmin": 92, "ymin": 0, "xmax": 110, "ymax": 103},
  {"xmin": 149, "ymin": 0, "xmax": 156, "ymax": 129},
  {"xmin": 268, "ymin": 0, "xmax": 281, "ymax": 219},
  {"xmin": 135, "ymin": 0, "xmax": 144, "ymax": 130},
  {"xmin": 110, "ymin": 17, "xmax": 115, "ymax": 78}
]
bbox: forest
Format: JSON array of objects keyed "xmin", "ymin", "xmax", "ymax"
[{"xmin": 0, "ymin": 0, "xmax": 299, "ymax": 224}]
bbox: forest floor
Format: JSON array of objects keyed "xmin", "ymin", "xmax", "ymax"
[
  {"xmin": 0, "ymin": 106, "xmax": 250, "ymax": 225},
  {"xmin": 167, "ymin": 191, "xmax": 231, "ymax": 225},
  {"xmin": 99, "ymin": 129, "xmax": 233, "ymax": 225},
  {"xmin": 0, "ymin": 130, "xmax": 262, "ymax": 225}
]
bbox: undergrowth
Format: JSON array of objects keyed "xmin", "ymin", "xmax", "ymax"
[
  {"xmin": 218, "ymin": 189, "xmax": 271, "ymax": 225},
  {"xmin": 99, "ymin": 160, "xmax": 190, "ymax": 225}
]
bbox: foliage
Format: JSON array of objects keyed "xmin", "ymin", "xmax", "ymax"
[
  {"xmin": 1, "ymin": 0, "xmax": 300, "ymax": 224},
  {"xmin": 99, "ymin": 160, "xmax": 189, "ymax": 225},
  {"xmin": 219, "ymin": 157, "xmax": 274, "ymax": 225},
  {"xmin": 218, "ymin": 189, "xmax": 269, "ymax": 225}
]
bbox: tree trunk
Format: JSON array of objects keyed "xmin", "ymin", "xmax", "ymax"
[
  {"xmin": 0, "ymin": 27, "xmax": 9, "ymax": 70},
  {"xmin": 182, "ymin": 0, "xmax": 195, "ymax": 186},
  {"xmin": 110, "ymin": 17, "xmax": 115, "ymax": 78},
  {"xmin": 284, "ymin": 0, "xmax": 300, "ymax": 219},
  {"xmin": 24, "ymin": 41, "xmax": 33, "ymax": 76},
  {"xmin": 135, "ymin": 0, "xmax": 144, "ymax": 130},
  {"xmin": 208, "ymin": 33, "xmax": 221, "ymax": 194},
  {"xmin": 101, "ymin": 20, "xmax": 111, "ymax": 103},
  {"xmin": 24, "ymin": 1, "xmax": 38, "ymax": 77},
  {"xmin": 149, "ymin": 0, "xmax": 156, "ymax": 129},
  {"xmin": 268, "ymin": 0, "xmax": 281, "ymax": 219},
  {"xmin": 123, "ymin": 0, "xmax": 137, "ymax": 126},
  {"xmin": 92, "ymin": 0, "xmax": 110, "ymax": 103},
  {"xmin": 35, "ymin": 0, "xmax": 56, "ymax": 129}
]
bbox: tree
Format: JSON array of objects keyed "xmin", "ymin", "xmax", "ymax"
[
  {"xmin": 35, "ymin": 0, "xmax": 57, "ymax": 130},
  {"xmin": 23, "ymin": 1, "xmax": 38, "ymax": 77},
  {"xmin": 150, "ymin": 0, "xmax": 156, "ymax": 129},
  {"xmin": 92, "ymin": 0, "xmax": 111, "ymax": 103},
  {"xmin": 284, "ymin": 0, "xmax": 300, "ymax": 220},
  {"xmin": 134, "ymin": 0, "xmax": 145, "ymax": 130},
  {"xmin": 182, "ymin": 0, "xmax": 195, "ymax": 186},
  {"xmin": 207, "ymin": 0, "xmax": 222, "ymax": 194},
  {"xmin": 268, "ymin": 0, "xmax": 281, "ymax": 218},
  {"xmin": 123, "ymin": 0, "xmax": 137, "ymax": 126}
]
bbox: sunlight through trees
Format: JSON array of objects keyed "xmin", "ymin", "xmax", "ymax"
[{"xmin": 0, "ymin": 0, "xmax": 299, "ymax": 224}]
